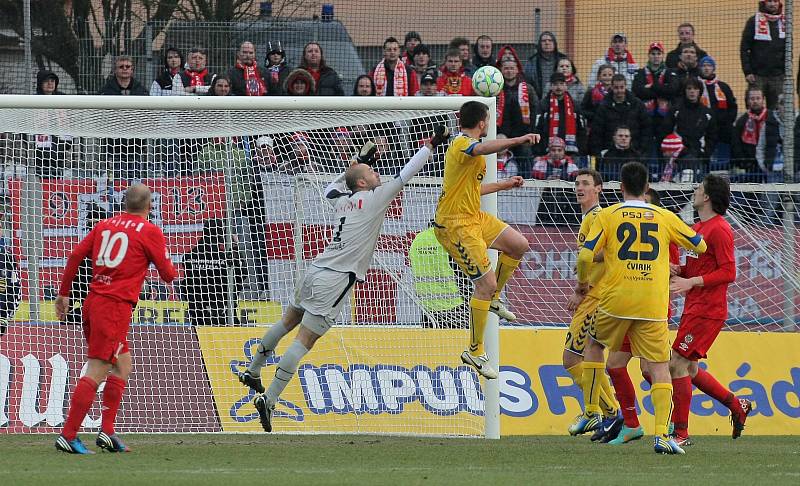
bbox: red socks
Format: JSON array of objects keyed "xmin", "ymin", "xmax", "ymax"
[
  {"xmin": 671, "ymin": 376, "xmax": 692, "ymax": 437},
  {"xmin": 692, "ymin": 367, "xmax": 735, "ymax": 410},
  {"xmin": 102, "ymin": 375, "xmax": 127, "ymax": 435},
  {"xmin": 61, "ymin": 376, "xmax": 99, "ymax": 441},
  {"xmin": 607, "ymin": 367, "xmax": 639, "ymax": 428}
]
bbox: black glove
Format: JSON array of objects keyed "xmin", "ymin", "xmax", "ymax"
[
  {"xmin": 356, "ymin": 141, "xmax": 378, "ymax": 165},
  {"xmin": 430, "ymin": 125, "xmax": 451, "ymax": 148}
]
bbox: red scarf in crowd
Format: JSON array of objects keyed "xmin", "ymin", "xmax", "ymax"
[
  {"xmin": 742, "ymin": 109, "xmax": 768, "ymax": 146},
  {"xmin": 564, "ymin": 72, "xmax": 575, "ymax": 84},
  {"xmin": 643, "ymin": 67, "xmax": 670, "ymax": 116},
  {"xmin": 236, "ymin": 61, "xmax": 266, "ymax": 96},
  {"xmin": 497, "ymin": 81, "xmax": 531, "ymax": 126},
  {"xmin": 755, "ymin": 7, "xmax": 786, "ymax": 41},
  {"xmin": 373, "ymin": 60, "xmax": 409, "ymax": 96},
  {"xmin": 606, "ymin": 47, "xmax": 635, "ymax": 64},
  {"xmin": 548, "ymin": 93, "xmax": 577, "ymax": 152},
  {"xmin": 184, "ymin": 68, "xmax": 209, "ymax": 87},
  {"xmin": 591, "ymin": 82, "xmax": 608, "ymax": 105},
  {"xmin": 700, "ymin": 77, "xmax": 728, "ymax": 110}
]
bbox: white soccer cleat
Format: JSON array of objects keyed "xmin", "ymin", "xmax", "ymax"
[
  {"xmin": 490, "ymin": 300, "xmax": 516, "ymax": 322},
  {"xmin": 460, "ymin": 351, "xmax": 498, "ymax": 379}
]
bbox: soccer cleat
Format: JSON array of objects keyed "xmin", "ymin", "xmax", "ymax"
[
  {"xmin": 592, "ymin": 414, "xmax": 624, "ymax": 443},
  {"xmin": 356, "ymin": 141, "xmax": 378, "ymax": 165},
  {"xmin": 654, "ymin": 435, "xmax": 686, "ymax": 455},
  {"xmin": 239, "ymin": 371, "xmax": 265, "ymax": 394},
  {"xmin": 430, "ymin": 125, "xmax": 451, "ymax": 148},
  {"xmin": 55, "ymin": 435, "xmax": 95, "ymax": 455},
  {"xmin": 672, "ymin": 434, "xmax": 694, "ymax": 447},
  {"xmin": 460, "ymin": 351, "xmax": 498, "ymax": 379},
  {"xmin": 731, "ymin": 398, "xmax": 752, "ymax": 439},
  {"xmin": 254, "ymin": 394, "xmax": 275, "ymax": 433},
  {"xmin": 568, "ymin": 412, "xmax": 601, "ymax": 436},
  {"xmin": 607, "ymin": 425, "xmax": 645, "ymax": 445},
  {"xmin": 96, "ymin": 431, "xmax": 130, "ymax": 453},
  {"xmin": 489, "ymin": 300, "xmax": 516, "ymax": 322}
]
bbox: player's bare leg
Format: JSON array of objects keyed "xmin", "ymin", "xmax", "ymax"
[
  {"xmin": 56, "ymin": 357, "xmax": 113, "ymax": 454},
  {"xmin": 241, "ymin": 306, "xmax": 304, "ymax": 393},
  {"xmin": 606, "ymin": 351, "xmax": 645, "ymax": 444},
  {"xmin": 255, "ymin": 322, "xmax": 322, "ymax": 432},
  {"xmin": 488, "ymin": 227, "xmax": 528, "ymax": 322},
  {"xmin": 459, "ymin": 269, "xmax": 499, "ymax": 379}
]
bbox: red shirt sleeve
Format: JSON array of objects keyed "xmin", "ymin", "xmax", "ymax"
[
  {"xmin": 143, "ymin": 226, "xmax": 177, "ymax": 283},
  {"xmin": 58, "ymin": 229, "xmax": 97, "ymax": 297},
  {"xmin": 700, "ymin": 225, "xmax": 736, "ymax": 288},
  {"xmin": 669, "ymin": 243, "xmax": 680, "ymax": 265}
]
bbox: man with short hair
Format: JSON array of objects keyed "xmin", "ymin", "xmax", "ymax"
[
  {"xmin": 410, "ymin": 44, "xmax": 433, "ymax": 88},
  {"xmin": 699, "ymin": 56, "xmax": 738, "ymax": 170},
  {"xmin": 534, "ymin": 72, "xmax": 585, "ymax": 157},
  {"xmin": 731, "ymin": 85, "xmax": 782, "ymax": 182},
  {"xmin": 228, "ymin": 41, "xmax": 268, "ymax": 96},
  {"xmin": 590, "ymin": 74, "xmax": 651, "ymax": 156},
  {"xmin": 599, "ymin": 125, "xmax": 641, "ymax": 181},
  {"xmin": 449, "ymin": 37, "xmax": 474, "ymax": 76},
  {"xmin": 436, "ymin": 48, "xmax": 473, "ymax": 96},
  {"xmin": 634, "ymin": 42, "xmax": 680, "ymax": 132},
  {"xmin": 665, "ymin": 44, "xmax": 700, "ymax": 103},
  {"xmin": 472, "ymin": 35, "xmax": 495, "ymax": 70},
  {"xmin": 433, "ymin": 101, "xmax": 539, "ymax": 379},
  {"xmin": 241, "ymin": 127, "xmax": 450, "ymax": 432},
  {"xmin": 666, "ymin": 23, "xmax": 709, "ymax": 69},
  {"xmin": 54, "ymin": 185, "xmax": 177, "ymax": 454},
  {"xmin": 588, "ymin": 33, "xmax": 638, "ymax": 89},
  {"xmin": 99, "ymin": 55, "xmax": 148, "ymax": 95},
  {"xmin": 574, "ymin": 161, "xmax": 707, "ymax": 455},
  {"xmin": 177, "ymin": 47, "xmax": 214, "ymax": 95},
  {"xmin": 372, "ymin": 36, "xmax": 419, "ymax": 96},
  {"xmin": 740, "ymin": 0, "xmax": 786, "ymax": 109},
  {"xmin": 668, "ymin": 174, "xmax": 752, "ymax": 445}
]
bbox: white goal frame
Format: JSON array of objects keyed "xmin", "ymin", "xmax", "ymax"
[{"xmin": 0, "ymin": 94, "xmax": 502, "ymax": 439}]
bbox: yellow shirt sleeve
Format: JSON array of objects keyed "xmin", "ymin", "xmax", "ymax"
[
  {"xmin": 667, "ymin": 211, "xmax": 707, "ymax": 254},
  {"xmin": 577, "ymin": 208, "xmax": 606, "ymax": 284}
]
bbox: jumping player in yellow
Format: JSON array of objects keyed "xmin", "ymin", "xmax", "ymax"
[
  {"xmin": 575, "ymin": 162, "xmax": 706, "ymax": 455},
  {"xmin": 434, "ymin": 101, "xmax": 538, "ymax": 379}
]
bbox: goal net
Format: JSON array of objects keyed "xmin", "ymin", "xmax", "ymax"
[
  {"xmin": 0, "ymin": 96, "xmax": 494, "ymax": 437},
  {"xmin": 0, "ymin": 96, "xmax": 797, "ymax": 438}
]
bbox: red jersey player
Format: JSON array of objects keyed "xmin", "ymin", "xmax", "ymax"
[
  {"xmin": 54, "ymin": 185, "xmax": 177, "ymax": 454},
  {"xmin": 668, "ymin": 174, "xmax": 751, "ymax": 445}
]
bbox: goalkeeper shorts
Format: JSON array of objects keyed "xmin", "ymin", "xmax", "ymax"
[{"xmin": 290, "ymin": 265, "xmax": 357, "ymax": 336}]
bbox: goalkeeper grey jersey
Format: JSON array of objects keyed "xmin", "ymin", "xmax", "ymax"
[
  {"xmin": 312, "ymin": 146, "xmax": 431, "ymax": 281},
  {"xmin": 312, "ymin": 177, "xmax": 405, "ymax": 281}
]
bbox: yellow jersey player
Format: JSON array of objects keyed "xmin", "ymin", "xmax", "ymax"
[
  {"xmin": 575, "ymin": 162, "xmax": 706, "ymax": 455},
  {"xmin": 434, "ymin": 101, "xmax": 539, "ymax": 379},
  {"xmin": 564, "ymin": 169, "xmax": 621, "ymax": 441}
]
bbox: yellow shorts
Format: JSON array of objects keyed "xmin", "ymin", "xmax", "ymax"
[
  {"xmin": 591, "ymin": 311, "xmax": 670, "ymax": 363},
  {"xmin": 433, "ymin": 211, "xmax": 508, "ymax": 280},
  {"xmin": 565, "ymin": 294, "xmax": 599, "ymax": 356}
]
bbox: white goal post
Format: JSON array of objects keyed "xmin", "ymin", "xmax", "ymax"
[{"xmin": 0, "ymin": 95, "xmax": 501, "ymax": 438}]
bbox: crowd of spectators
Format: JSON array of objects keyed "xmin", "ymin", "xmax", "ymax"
[{"xmin": 30, "ymin": 0, "xmax": 791, "ymax": 185}]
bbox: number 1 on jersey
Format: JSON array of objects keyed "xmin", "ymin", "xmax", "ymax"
[{"xmin": 96, "ymin": 230, "xmax": 129, "ymax": 268}]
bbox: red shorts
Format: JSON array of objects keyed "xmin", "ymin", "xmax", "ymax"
[
  {"xmin": 81, "ymin": 293, "xmax": 134, "ymax": 364},
  {"xmin": 672, "ymin": 314, "xmax": 724, "ymax": 360}
]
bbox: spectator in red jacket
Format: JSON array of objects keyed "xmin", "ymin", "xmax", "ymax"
[{"xmin": 436, "ymin": 48, "xmax": 473, "ymax": 96}]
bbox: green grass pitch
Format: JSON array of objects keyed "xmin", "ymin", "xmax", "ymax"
[{"xmin": 1, "ymin": 435, "xmax": 798, "ymax": 485}]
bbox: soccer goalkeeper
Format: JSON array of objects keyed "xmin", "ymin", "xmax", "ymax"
[{"xmin": 240, "ymin": 126, "xmax": 450, "ymax": 432}]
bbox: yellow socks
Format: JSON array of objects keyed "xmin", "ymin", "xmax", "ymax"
[
  {"xmin": 566, "ymin": 363, "xmax": 584, "ymax": 387},
  {"xmin": 651, "ymin": 383, "xmax": 674, "ymax": 436},
  {"xmin": 598, "ymin": 372, "xmax": 620, "ymax": 417},
  {"xmin": 468, "ymin": 297, "xmax": 491, "ymax": 356},
  {"xmin": 581, "ymin": 361, "xmax": 605, "ymax": 415},
  {"xmin": 493, "ymin": 254, "xmax": 521, "ymax": 301}
]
